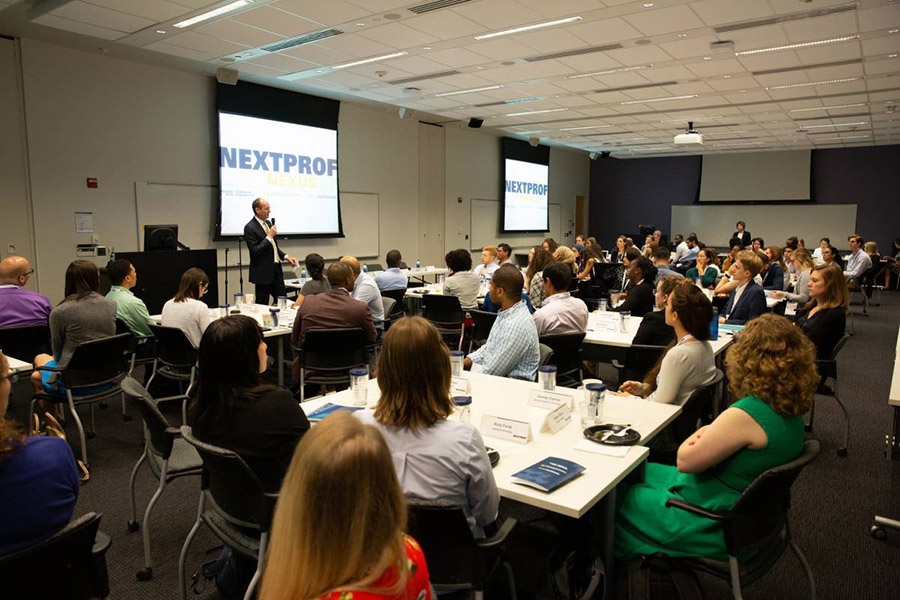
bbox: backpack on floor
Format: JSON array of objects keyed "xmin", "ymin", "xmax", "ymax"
[{"xmin": 615, "ymin": 554, "xmax": 704, "ymax": 600}]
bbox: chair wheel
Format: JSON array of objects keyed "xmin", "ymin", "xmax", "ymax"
[
  {"xmin": 127, "ymin": 520, "xmax": 140, "ymax": 532},
  {"xmin": 871, "ymin": 526, "xmax": 887, "ymax": 540},
  {"xmin": 136, "ymin": 567, "xmax": 153, "ymax": 581},
  {"xmin": 86, "ymin": 431, "xmax": 96, "ymax": 439},
  {"xmin": 123, "ymin": 414, "xmax": 134, "ymax": 422},
  {"xmin": 837, "ymin": 447, "xmax": 848, "ymax": 457},
  {"xmin": 99, "ymin": 402, "xmax": 108, "ymax": 410}
]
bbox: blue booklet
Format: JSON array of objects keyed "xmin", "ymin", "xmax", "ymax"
[
  {"xmin": 511, "ymin": 457, "xmax": 585, "ymax": 493},
  {"xmin": 305, "ymin": 403, "xmax": 363, "ymax": 422}
]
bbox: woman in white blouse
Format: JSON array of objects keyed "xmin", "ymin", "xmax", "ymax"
[
  {"xmin": 161, "ymin": 267, "xmax": 211, "ymax": 347},
  {"xmin": 772, "ymin": 247, "xmax": 813, "ymax": 305}
]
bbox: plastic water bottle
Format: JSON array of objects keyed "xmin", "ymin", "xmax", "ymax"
[
  {"xmin": 587, "ymin": 382, "xmax": 607, "ymax": 424},
  {"xmin": 709, "ymin": 308, "xmax": 719, "ymax": 341},
  {"xmin": 300, "ymin": 268, "xmax": 307, "ymax": 285},
  {"xmin": 363, "ymin": 264, "xmax": 369, "ymax": 274},
  {"xmin": 415, "ymin": 258, "xmax": 421, "ymax": 270}
]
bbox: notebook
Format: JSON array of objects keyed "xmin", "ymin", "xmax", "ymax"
[{"xmin": 511, "ymin": 457, "xmax": 585, "ymax": 493}]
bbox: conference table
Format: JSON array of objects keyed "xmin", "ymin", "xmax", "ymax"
[
  {"xmin": 6, "ymin": 356, "xmax": 33, "ymax": 381},
  {"xmin": 872, "ymin": 326, "xmax": 900, "ymax": 537},
  {"xmin": 301, "ymin": 371, "xmax": 681, "ymax": 597},
  {"xmin": 285, "ymin": 266, "xmax": 449, "ymax": 290}
]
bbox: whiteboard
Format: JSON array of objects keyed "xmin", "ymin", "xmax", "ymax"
[
  {"xmin": 671, "ymin": 204, "xmax": 857, "ymax": 249},
  {"xmin": 470, "ymin": 199, "xmax": 562, "ymax": 252},
  {"xmin": 134, "ymin": 182, "xmax": 380, "ymax": 266}
]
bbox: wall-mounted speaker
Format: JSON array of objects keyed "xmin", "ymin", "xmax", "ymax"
[
  {"xmin": 468, "ymin": 118, "xmax": 484, "ymax": 129},
  {"xmin": 215, "ymin": 67, "xmax": 239, "ymax": 86}
]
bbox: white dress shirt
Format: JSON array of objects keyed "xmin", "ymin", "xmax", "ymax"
[
  {"xmin": 844, "ymin": 249, "xmax": 872, "ymax": 279},
  {"xmin": 255, "ymin": 216, "xmax": 278, "ymax": 263},
  {"xmin": 533, "ymin": 292, "xmax": 589, "ymax": 336},
  {"xmin": 351, "ymin": 272, "xmax": 385, "ymax": 324}
]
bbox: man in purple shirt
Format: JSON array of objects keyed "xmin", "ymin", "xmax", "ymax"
[{"xmin": 0, "ymin": 256, "xmax": 53, "ymax": 328}]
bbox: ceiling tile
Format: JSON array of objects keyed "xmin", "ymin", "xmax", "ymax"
[
  {"xmin": 356, "ymin": 22, "xmax": 439, "ymax": 49},
  {"xmin": 271, "ymin": 0, "xmax": 370, "ymax": 27},
  {"xmin": 465, "ymin": 38, "xmax": 535, "ymax": 61},
  {"xmin": 706, "ymin": 75, "xmax": 757, "ymax": 91},
  {"xmin": 86, "ymin": 0, "xmax": 188, "ymax": 22},
  {"xmin": 858, "ymin": 5, "xmax": 900, "ymax": 33},
  {"xmin": 726, "ymin": 24, "xmax": 791, "ymax": 50},
  {"xmin": 796, "ymin": 43, "xmax": 861, "ymax": 64},
  {"xmin": 282, "ymin": 43, "xmax": 352, "ymax": 66},
  {"xmin": 231, "ymin": 6, "xmax": 321, "ymax": 38},
  {"xmin": 555, "ymin": 77, "xmax": 608, "ymax": 92},
  {"xmin": 865, "ymin": 57, "xmax": 900, "ymax": 75},
  {"xmin": 424, "ymin": 47, "xmax": 488, "ymax": 68},
  {"xmin": 32, "ymin": 13, "xmax": 125, "ymax": 40},
  {"xmin": 862, "ymin": 36, "xmax": 900, "ymax": 57},
  {"xmin": 605, "ymin": 45, "xmax": 673, "ymax": 66},
  {"xmin": 381, "ymin": 55, "xmax": 447, "ymax": 75},
  {"xmin": 146, "ymin": 40, "xmax": 217, "ymax": 61},
  {"xmin": 686, "ymin": 57, "xmax": 745, "ymax": 77},
  {"xmin": 517, "ymin": 0, "xmax": 605, "ymax": 19},
  {"xmin": 782, "ymin": 11, "xmax": 858, "ymax": 43},
  {"xmin": 738, "ymin": 52, "xmax": 802, "ymax": 72},
  {"xmin": 237, "ymin": 61, "xmax": 290, "ymax": 77},
  {"xmin": 344, "ymin": 0, "xmax": 412, "ymax": 12},
  {"xmin": 403, "ymin": 10, "xmax": 487, "ymax": 40},
  {"xmin": 662, "ymin": 81, "xmax": 717, "ymax": 95},
  {"xmin": 658, "ymin": 35, "xmax": 721, "ymax": 59},
  {"xmin": 452, "ymin": 0, "xmax": 544, "ymax": 30},
  {"xmin": 556, "ymin": 52, "xmax": 623, "ymax": 72},
  {"xmin": 623, "ymin": 5, "xmax": 707, "ymax": 37},
  {"xmin": 317, "ymin": 33, "xmax": 395, "ymax": 57},
  {"xmin": 165, "ymin": 30, "xmax": 249, "ymax": 56},
  {"xmin": 515, "ymin": 28, "xmax": 587, "ymax": 54},
  {"xmin": 567, "ymin": 17, "xmax": 643, "ymax": 45},
  {"xmin": 436, "ymin": 72, "xmax": 496, "ymax": 89},
  {"xmin": 641, "ymin": 65, "xmax": 697, "ymax": 83},
  {"xmin": 689, "ymin": 0, "xmax": 774, "ymax": 27},
  {"xmin": 247, "ymin": 52, "xmax": 315, "ymax": 72},
  {"xmin": 52, "ymin": 1, "xmax": 155, "ymax": 33},
  {"xmin": 194, "ymin": 18, "xmax": 283, "ymax": 48},
  {"xmin": 593, "ymin": 71, "xmax": 651, "ymax": 88},
  {"xmin": 472, "ymin": 66, "xmax": 527, "ymax": 84}
]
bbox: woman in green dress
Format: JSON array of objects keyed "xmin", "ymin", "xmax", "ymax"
[{"xmin": 614, "ymin": 313, "xmax": 819, "ymax": 560}]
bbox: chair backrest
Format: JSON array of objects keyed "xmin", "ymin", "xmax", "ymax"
[
  {"xmin": 772, "ymin": 300, "xmax": 787, "ymax": 316},
  {"xmin": 381, "ymin": 297, "xmax": 397, "ymax": 329},
  {"xmin": 366, "ymin": 263, "xmax": 384, "ymax": 272},
  {"xmin": 148, "ymin": 324, "xmax": 197, "ymax": 367},
  {"xmin": 380, "ymin": 288, "xmax": 407, "ymax": 309},
  {"xmin": 818, "ymin": 333, "xmax": 851, "ymax": 381},
  {"xmin": 724, "ymin": 440, "xmax": 820, "ymax": 556},
  {"xmin": 62, "ymin": 333, "xmax": 131, "ymax": 389},
  {"xmin": 180, "ymin": 426, "xmax": 276, "ymax": 531},
  {"xmin": 0, "ymin": 324, "xmax": 51, "ymax": 362},
  {"xmin": 539, "ymin": 344, "xmax": 554, "ymax": 367},
  {"xmin": 671, "ymin": 369, "xmax": 724, "ymax": 444},
  {"xmin": 423, "ymin": 294, "xmax": 465, "ymax": 324},
  {"xmin": 470, "ymin": 310, "xmax": 497, "ymax": 343},
  {"xmin": 0, "ymin": 512, "xmax": 104, "ymax": 600},
  {"xmin": 297, "ymin": 328, "xmax": 368, "ymax": 371},
  {"xmin": 121, "ymin": 377, "xmax": 177, "ymax": 459},
  {"xmin": 539, "ymin": 333, "xmax": 585, "ymax": 379},
  {"xmin": 406, "ymin": 502, "xmax": 481, "ymax": 586},
  {"xmin": 623, "ymin": 344, "xmax": 668, "ymax": 382}
]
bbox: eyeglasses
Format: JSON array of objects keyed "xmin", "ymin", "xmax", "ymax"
[{"xmin": 19, "ymin": 269, "xmax": 35, "ymax": 278}]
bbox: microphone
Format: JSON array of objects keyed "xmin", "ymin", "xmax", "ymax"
[{"xmin": 270, "ymin": 217, "xmax": 275, "ymax": 226}]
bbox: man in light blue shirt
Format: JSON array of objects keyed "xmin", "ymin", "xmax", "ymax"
[
  {"xmin": 341, "ymin": 256, "xmax": 385, "ymax": 328},
  {"xmin": 374, "ymin": 249, "xmax": 407, "ymax": 291},
  {"xmin": 464, "ymin": 265, "xmax": 539, "ymax": 381}
]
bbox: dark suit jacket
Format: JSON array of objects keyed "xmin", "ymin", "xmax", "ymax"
[
  {"xmin": 244, "ymin": 218, "xmax": 286, "ymax": 284},
  {"xmin": 632, "ymin": 309, "xmax": 675, "ymax": 346},
  {"xmin": 723, "ymin": 280, "xmax": 766, "ymax": 325},
  {"xmin": 290, "ymin": 288, "xmax": 377, "ymax": 383},
  {"xmin": 613, "ymin": 279, "xmax": 655, "ymax": 317},
  {"xmin": 733, "ymin": 231, "xmax": 751, "ymax": 247}
]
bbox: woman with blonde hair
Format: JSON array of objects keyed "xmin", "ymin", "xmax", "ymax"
[
  {"xmin": 772, "ymin": 247, "xmax": 814, "ymax": 305},
  {"xmin": 260, "ymin": 412, "xmax": 431, "ymax": 600},
  {"xmin": 616, "ymin": 314, "xmax": 818, "ymax": 559},
  {"xmin": 794, "ymin": 264, "xmax": 849, "ymax": 360},
  {"xmin": 358, "ymin": 317, "xmax": 499, "ymax": 536}
]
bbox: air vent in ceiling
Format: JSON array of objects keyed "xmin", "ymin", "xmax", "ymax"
[
  {"xmin": 474, "ymin": 101, "xmax": 507, "ymax": 107},
  {"xmin": 262, "ymin": 29, "xmax": 342, "ymax": 52},
  {"xmin": 408, "ymin": 0, "xmax": 472, "ymax": 15},
  {"xmin": 751, "ymin": 58, "xmax": 863, "ymax": 76},
  {"xmin": 388, "ymin": 70, "xmax": 460, "ymax": 85},
  {"xmin": 524, "ymin": 43, "xmax": 623, "ymax": 62},
  {"xmin": 595, "ymin": 81, "xmax": 676, "ymax": 94},
  {"xmin": 714, "ymin": 2, "xmax": 856, "ymax": 33}
]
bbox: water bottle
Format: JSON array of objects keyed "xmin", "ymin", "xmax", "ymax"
[
  {"xmin": 709, "ymin": 308, "xmax": 719, "ymax": 341},
  {"xmin": 587, "ymin": 382, "xmax": 607, "ymax": 424},
  {"xmin": 363, "ymin": 264, "xmax": 369, "ymax": 274},
  {"xmin": 300, "ymin": 268, "xmax": 307, "ymax": 285},
  {"xmin": 415, "ymin": 258, "xmax": 421, "ymax": 270}
]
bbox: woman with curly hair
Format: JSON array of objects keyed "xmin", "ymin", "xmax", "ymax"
[
  {"xmin": 615, "ymin": 313, "xmax": 818, "ymax": 560},
  {"xmin": 525, "ymin": 246, "xmax": 554, "ymax": 309}
]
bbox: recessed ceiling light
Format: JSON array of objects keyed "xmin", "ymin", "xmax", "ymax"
[
  {"xmin": 620, "ymin": 94, "xmax": 698, "ymax": 105},
  {"xmin": 476, "ymin": 66, "xmax": 484, "ymax": 70},
  {"xmin": 890, "ymin": 29, "xmax": 899, "ymax": 34},
  {"xmin": 435, "ymin": 85, "xmax": 502, "ymax": 97},
  {"xmin": 797, "ymin": 121, "xmax": 869, "ymax": 129},
  {"xmin": 423, "ymin": 46, "xmax": 431, "ymax": 50},
  {"xmin": 174, "ymin": 0, "xmax": 252, "ymax": 28},
  {"xmin": 788, "ymin": 103, "xmax": 868, "ymax": 113},
  {"xmin": 723, "ymin": 75, "xmax": 731, "ymax": 78},
  {"xmin": 890, "ymin": 54, "xmax": 899, "ymax": 58},
  {"xmin": 332, "ymin": 51, "xmax": 408, "ymax": 69},
  {"xmin": 565, "ymin": 64, "xmax": 653, "ymax": 79},
  {"xmin": 677, "ymin": 33, "xmax": 688, "ymax": 38},
  {"xmin": 643, "ymin": 3, "xmax": 654, "ymax": 7},
  {"xmin": 736, "ymin": 35, "xmax": 859, "ymax": 56},
  {"xmin": 703, "ymin": 56, "xmax": 711, "ymax": 60},
  {"xmin": 316, "ymin": 69, "xmax": 323, "ymax": 73},
  {"xmin": 356, "ymin": 22, "xmax": 365, "ymax": 27},
  {"xmin": 474, "ymin": 16, "xmax": 582, "ymax": 40},
  {"xmin": 505, "ymin": 108, "xmax": 568, "ymax": 117},
  {"xmin": 766, "ymin": 77, "xmax": 863, "ymax": 90},
  {"xmin": 156, "ymin": 29, "xmax": 166, "ymax": 34}
]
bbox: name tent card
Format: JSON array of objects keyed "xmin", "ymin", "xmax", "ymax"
[
  {"xmin": 529, "ymin": 389, "xmax": 576, "ymax": 410},
  {"xmin": 450, "ymin": 376, "xmax": 470, "ymax": 395},
  {"xmin": 540, "ymin": 403, "xmax": 572, "ymax": 435},
  {"xmin": 481, "ymin": 415, "xmax": 532, "ymax": 444}
]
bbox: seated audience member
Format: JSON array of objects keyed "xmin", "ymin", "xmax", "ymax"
[
  {"xmin": 0, "ymin": 357, "xmax": 79, "ymax": 556},
  {"xmin": 105, "ymin": 259, "xmax": 154, "ymax": 339},
  {"xmin": 721, "ymin": 239, "xmax": 743, "ymax": 272},
  {"xmin": 443, "ymin": 249, "xmax": 481, "ymax": 311},
  {"xmin": 843, "ymin": 234, "xmax": 872, "ymax": 288},
  {"xmin": 632, "ymin": 276, "xmax": 683, "ymax": 346},
  {"xmin": 300, "ymin": 253, "xmax": 330, "ymax": 296},
  {"xmin": 762, "ymin": 246, "xmax": 786, "ymax": 291},
  {"xmin": 160, "ymin": 267, "xmax": 211, "ymax": 348},
  {"xmin": 291, "ymin": 263, "xmax": 377, "ymax": 383},
  {"xmin": 685, "ymin": 248, "xmax": 720, "ymax": 289},
  {"xmin": 375, "ymin": 249, "xmax": 408, "ymax": 292},
  {"xmin": 586, "ymin": 236, "xmax": 598, "ymax": 248},
  {"xmin": 783, "ymin": 239, "xmax": 799, "ymax": 276},
  {"xmin": 615, "ymin": 314, "xmax": 816, "ymax": 560},
  {"xmin": 772, "ymin": 248, "xmax": 814, "ymax": 305},
  {"xmin": 496, "ymin": 243, "xmax": 513, "ymax": 267},
  {"xmin": 812, "ymin": 237, "xmax": 830, "ymax": 264},
  {"xmin": 619, "ymin": 247, "xmax": 643, "ymax": 291},
  {"xmin": 573, "ymin": 243, "xmax": 584, "ymax": 272},
  {"xmin": 464, "ymin": 265, "xmax": 539, "ymax": 381},
  {"xmin": 821, "ymin": 243, "xmax": 845, "ymax": 271},
  {"xmin": 259, "ymin": 412, "xmax": 431, "ymax": 600},
  {"xmin": 672, "ymin": 235, "xmax": 687, "ymax": 262},
  {"xmin": 533, "ymin": 262, "xmax": 589, "ymax": 336},
  {"xmin": 576, "ymin": 244, "xmax": 604, "ymax": 280},
  {"xmin": 613, "ymin": 257, "xmax": 657, "ymax": 317},
  {"xmin": 474, "ymin": 245, "xmax": 499, "ymax": 278},
  {"xmin": 542, "ymin": 237, "xmax": 559, "ymax": 254},
  {"xmin": 341, "ymin": 256, "xmax": 385, "ymax": 328},
  {"xmin": 652, "ymin": 248, "xmax": 680, "ymax": 282},
  {"xmin": 653, "ymin": 230, "xmax": 663, "ymax": 246},
  {"xmin": 674, "ymin": 234, "xmax": 699, "ymax": 269},
  {"xmin": 525, "ymin": 246, "xmax": 554, "ymax": 309},
  {"xmin": 640, "ymin": 234, "xmax": 655, "ymax": 256},
  {"xmin": 750, "ymin": 237, "xmax": 765, "ymax": 252},
  {"xmin": 794, "ymin": 264, "xmax": 848, "ymax": 360},
  {"xmin": 31, "ymin": 261, "xmax": 117, "ymax": 396},
  {"xmin": 190, "ymin": 315, "xmax": 309, "ymax": 491},
  {"xmin": 615, "ymin": 281, "xmax": 716, "ymax": 405},
  {"xmin": 719, "ymin": 251, "xmax": 766, "ymax": 325},
  {"xmin": 0, "ymin": 256, "xmax": 52, "ymax": 328},
  {"xmin": 553, "ymin": 246, "xmax": 578, "ymax": 275},
  {"xmin": 358, "ymin": 317, "xmax": 499, "ymax": 536},
  {"xmin": 575, "ymin": 234, "xmax": 585, "ymax": 246},
  {"xmin": 733, "ymin": 221, "xmax": 751, "ymax": 248},
  {"xmin": 482, "ymin": 289, "xmax": 535, "ymax": 313},
  {"xmin": 611, "ymin": 235, "xmax": 628, "ymax": 263}
]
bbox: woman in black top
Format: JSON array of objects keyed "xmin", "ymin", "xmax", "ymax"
[
  {"xmin": 632, "ymin": 276, "xmax": 682, "ymax": 346},
  {"xmin": 794, "ymin": 264, "xmax": 848, "ymax": 360},
  {"xmin": 613, "ymin": 257, "xmax": 658, "ymax": 317},
  {"xmin": 610, "ymin": 235, "xmax": 627, "ymax": 263},
  {"xmin": 189, "ymin": 315, "xmax": 310, "ymax": 492}
]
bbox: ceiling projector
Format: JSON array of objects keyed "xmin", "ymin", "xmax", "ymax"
[{"xmin": 674, "ymin": 121, "xmax": 703, "ymax": 145}]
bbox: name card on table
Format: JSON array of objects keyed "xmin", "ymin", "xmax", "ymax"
[
  {"xmin": 540, "ymin": 403, "xmax": 572, "ymax": 435},
  {"xmin": 591, "ymin": 312, "xmax": 620, "ymax": 332},
  {"xmin": 451, "ymin": 376, "xmax": 470, "ymax": 395},
  {"xmin": 528, "ymin": 389, "xmax": 575, "ymax": 411},
  {"xmin": 481, "ymin": 415, "xmax": 532, "ymax": 444}
]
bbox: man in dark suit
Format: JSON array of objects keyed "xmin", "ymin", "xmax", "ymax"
[
  {"xmin": 244, "ymin": 198, "xmax": 298, "ymax": 305},
  {"xmin": 612, "ymin": 256, "xmax": 657, "ymax": 317},
  {"xmin": 721, "ymin": 250, "xmax": 766, "ymax": 325},
  {"xmin": 732, "ymin": 221, "xmax": 751, "ymax": 248},
  {"xmin": 290, "ymin": 262, "xmax": 377, "ymax": 384}
]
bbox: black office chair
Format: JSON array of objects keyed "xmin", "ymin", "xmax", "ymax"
[
  {"xmin": 539, "ymin": 333, "xmax": 586, "ymax": 388},
  {"xmin": 612, "ymin": 344, "xmax": 668, "ymax": 385},
  {"xmin": 469, "ymin": 309, "xmax": 498, "ymax": 352},
  {"xmin": 539, "ymin": 344, "xmax": 554, "ymax": 369},
  {"xmin": 650, "ymin": 369, "xmax": 724, "ymax": 465},
  {"xmin": 380, "ymin": 288, "xmax": 408, "ymax": 315},
  {"xmin": 665, "ymin": 440, "xmax": 820, "ymax": 600},
  {"xmin": 366, "ymin": 263, "xmax": 384, "ymax": 272},
  {"xmin": 115, "ymin": 319, "xmax": 157, "ymax": 422},
  {"xmin": 293, "ymin": 327, "xmax": 370, "ymax": 401},
  {"xmin": 423, "ymin": 295, "xmax": 466, "ymax": 351},
  {"xmin": 0, "ymin": 323, "xmax": 51, "ymax": 362},
  {"xmin": 0, "ymin": 512, "xmax": 111, "ymax": 600},
  {"xmin": 808, "ymin": 334, "xmax": 852, "ymax": 456},
  {"xmin": 146, "ymin": 324, "xmax": 198, "ymax": 421},
  {"xmin": 122, "ymin": 378, "xmax": 202, "ymax": 581},
  {"xmin": 178, "ymin": 426, "xmax": 278, "ymax": 600},
  {"xmin": 406, "ymin": 502, "xmax": 518, "ymax": 600},
  {"xmin": 29, "ymin": 333, "xmax": 131, "ymax": 468}
]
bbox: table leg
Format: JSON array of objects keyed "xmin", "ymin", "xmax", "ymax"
[
  {"xmin": 277, "ymin": 338, "xmax": 285, "ymax": 387},
  {"xmin": 888, "ymin": 406, "xmax": 900, "ymax": 461},
  {"xmin": 599, "ymin": 487, "xmax": 616, "ymax": 600}
]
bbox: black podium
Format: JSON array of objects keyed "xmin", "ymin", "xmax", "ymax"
[{"xmin": 114, "ymin": 249, "xmax": 218, "ymax": 315}]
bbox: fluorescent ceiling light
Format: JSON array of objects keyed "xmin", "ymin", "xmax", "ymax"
[
  {"xmin": 815, "ymin": 134, "xmax": 871, "ymax": 140},
  {"xmin": 435, "ymin": 85, "xmax": 502, "ymax": 97},
  {"xmin": 505, "ymin": 108, "xmax": 568, "ymax": 117},
  {"xmin": 766, "ymin": 77, "xmax": 862, "ymax": 90},
  {"xmin": 735, "ymin": 35, "xmax": 859, "ymax": 56},
  {"xmin": 474, "ymin": 16, "xmax": 582, "ymax": 40},
  {"xmin": 788, "ymin": 103, "xmax": 868, "ymax": 113},
  {"xmin": 505, "ymin": 96, "xmax": 543, "ymax": 104},
  {"xmin": 174, "ymin": 0, "xmax": 251, "ymax": 28},
  {"xmin": 798, "ymin": 121, "xmax": 869, "ymax": 129},
  {"xmin": 621, "ymin": 94, "xmax": 698, "ymax": 105},
  {"xmin": 659, "ymin": 115, "xmax": 724, "ymax": 123},
  {"xmin": 558, "ymin": 124, "xmax": 613, "ymax": 131},
  {"xmin": 333, "ymin": 52, "xmax": 408, "ymax": 69},
  {"xmin": 566, "ymin": 64, "xmax": 653, "ymax": 79}
]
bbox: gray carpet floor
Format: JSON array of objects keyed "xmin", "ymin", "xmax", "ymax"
[{"xmin": 6, "ymin": 291, "xmax": 900, "ymax": 599}]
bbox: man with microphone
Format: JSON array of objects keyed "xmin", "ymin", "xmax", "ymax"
[{"xmin": 244, "ymin": 198, "xmax": 298, "ymax": 305}]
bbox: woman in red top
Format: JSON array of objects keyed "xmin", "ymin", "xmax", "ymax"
[{"xmin": 260, "ymin": 412, "xmax": 431, "ymax": 600}]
